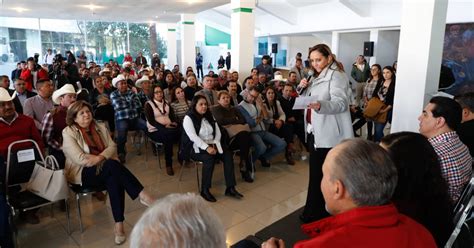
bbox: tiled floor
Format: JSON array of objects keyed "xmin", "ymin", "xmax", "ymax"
[{"xmin": 14, "ymin": 142, "xmax": 310, "ymax": 247}]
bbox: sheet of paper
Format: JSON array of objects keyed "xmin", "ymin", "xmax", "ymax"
[
  {"xmin": 17, "ymin": 148, "xmax": 35, "ymax": 163},
  {"xmin": 293, "ymin": 96, "xmax": 318, "ymax": 110}
]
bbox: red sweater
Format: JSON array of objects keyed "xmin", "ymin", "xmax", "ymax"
[
  {"xmin": 294, "ymin": 204, "xmax": 436, "ymax": 248},
  {"xmin": 0, "ymin": 114, "xmax": 44, "ymax": 158}
]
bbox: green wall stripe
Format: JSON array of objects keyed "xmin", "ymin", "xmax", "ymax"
[
  {"xmin": 233, "ymin": 8, "xmax": 253, "ymax": 13},
  {"xmin": 181, "ymin": 21, "xmax": 194, "ymax": 25},
  {"xmin": 167, "ymin": 28, "xmax": 176, "ymax": 32}
]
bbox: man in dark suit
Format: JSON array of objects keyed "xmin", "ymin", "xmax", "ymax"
[
  {"xmin": 12, "ymin": 78, "xmax": 36, "ymax": 114},
  {"xmin": 0, "ymin": 76, "xmax": 24, "ymax": 114},
  {"xmin": 11, "ymin": 62, "xmax": 22, "ymax": 81}
]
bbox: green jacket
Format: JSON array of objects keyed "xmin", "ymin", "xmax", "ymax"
[{"xmin": 351, "ymin": 62, "xmax": 370, "ymax": 83}]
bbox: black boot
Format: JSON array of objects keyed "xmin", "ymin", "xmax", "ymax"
[{"xmin": 200, "ymin": 189, "xmax": 217, "ymax": 202}]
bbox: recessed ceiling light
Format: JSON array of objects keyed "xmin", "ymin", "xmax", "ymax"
[
  {"xmin": 79, "ymin": 4, "xmax": 104, "ymax": 11},
  {"xmin": 11, "ymin": 7, "xmax": 29, "ymax": 13}
]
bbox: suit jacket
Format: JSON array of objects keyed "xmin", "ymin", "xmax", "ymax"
[
  {"xmin": 8, "ymin": 89, "xmax": 35, "ymax": 114},
  {"xmin": 195, "ymin": 89, "xmax": 219, "ymax": 106}
]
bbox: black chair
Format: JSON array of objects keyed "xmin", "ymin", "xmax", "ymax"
[
  {"xmin": 68, "ymin": 184, "xmax": 107, "ymax": 233},
  {"xmin": 144, "ymin": 133, "xmax": 164, "ymax": 169},
  {"xmin": 5, "ymin": 139, "xmax": 71, "ymax": 242},
  {"xmin": 446, "ymin": 177, "xmax": 474, "ymax": 247}
]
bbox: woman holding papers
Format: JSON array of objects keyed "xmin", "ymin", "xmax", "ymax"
[{"xmin": 297, "ymin": 44, "xmax": 353, "ymax": 223}]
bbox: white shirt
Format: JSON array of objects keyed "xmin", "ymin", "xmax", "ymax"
[
  {"xmin": 44, "ymin": 53, "xmax": 54, "ymax": 65},
  {"xmin": 183, "ymin": 115, "xmax": 223, "ymax": 153}
]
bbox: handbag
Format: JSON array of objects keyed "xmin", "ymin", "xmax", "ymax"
[
  {"xmin": 26, "ymin": 155, "xmax": 69, "ymax": 202},
  {"xmin": 363, "ymin": 97, "xmax": 386, "ymax": 118},
  {"xmin": 224, "ymin": 124, "xmax": 251, "ymax": 138}
]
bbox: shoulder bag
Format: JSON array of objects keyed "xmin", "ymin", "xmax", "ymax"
[{"xmin": 27, "ymin": 155, "xmax": 69, "ymax": 202}]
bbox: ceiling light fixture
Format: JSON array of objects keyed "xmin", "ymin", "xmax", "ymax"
[
  {"xmin": 11, "ymin": 7, "xmax": 29, "ymax": 13},
  {"xmin": 80, "ymin": 4, "xmax": 104, "ymax": 11},
  {"xmin": 187, "ymin": 0, "xmax": 197, "ymax": 4}
]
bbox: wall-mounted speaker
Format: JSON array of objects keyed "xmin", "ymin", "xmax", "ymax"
[
  {"xmin": 364, "ymin": 41, "xmax": 374, "ymax": 57},
  {"xmin": 272, "ymin": 43, "xmax": 278, "ymax": 54}
]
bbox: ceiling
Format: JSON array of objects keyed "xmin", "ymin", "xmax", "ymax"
[{"xmin": 0, "ymin": 0, "xmax": 229, "ymax": 23}]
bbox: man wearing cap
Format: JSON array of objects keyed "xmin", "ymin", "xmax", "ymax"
[
  {"xmin": 0, "ymin": 87, "xmax": 44, "ymax": 224},
  {"xmin": 41, "ymin": 84, "xmax": 77, "ymax": 168},
  {"xmin": 23, "ymin": 78, "xmax": 55, "ymax": 130},
  {"xmin": 110, "ymin": 75, "xmax": 145, "ymax": 163}
]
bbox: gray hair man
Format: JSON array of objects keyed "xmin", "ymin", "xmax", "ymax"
[
  {"xmin": 130, "ymin": 193, "xmax": 226, "ymax": 248},
  {"xmin": 262, "ymin": 139, "xmax": 436, "ymax": 248}
]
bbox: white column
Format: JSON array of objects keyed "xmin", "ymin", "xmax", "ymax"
[
  {"xmin": 331, "ymin": 31, "xmax": 339, "ymax": 56},
  {"xmin": 167, "ymin": 24, "xmax": 177, "ymax": 70},
  {"xmin": 391, "ymin": 0, "xmax": 448, "ymax": 133},
  {"xmin": 180, "ymin": 14, "xmax": 196, "ymax": 72},
  {"xmin": 368, "ymin": 29, "xmax": 378, "ymax": 65},
  {"xmin": 231, "ymin": 0, "xmax": 256, "ymax": 78}
]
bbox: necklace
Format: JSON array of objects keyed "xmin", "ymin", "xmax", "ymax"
[{"xmin": 154, "ymin": 99, "xmax": 167, "ymax": 115}]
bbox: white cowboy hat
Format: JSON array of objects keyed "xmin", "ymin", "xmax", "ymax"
[
  {"xmin": 52, "ymin": 84, "xmax": 76, "ymax": 105},
  {"xmin": 135, "ymin": 76, "xmax": 150, "ymax": 89},
  {"xmin": 0, "ymin": 88, "xmax": 16, "ymax": 102},
  {"xmin": 270, "ymin": 74, "xmax": 286, "ymax": 82},
  {"xmin": 112, "ymin": 74, "xmax": 127, "ymax": 87},
  {"xmin": 122, "ymin": 61, "xmax": 131, "ymax": 68},
  {"xmin": 99, "ymin": 67, "xmax": 112, "ymax": 76}
]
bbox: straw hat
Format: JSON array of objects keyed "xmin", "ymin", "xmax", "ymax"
[
  {"xmin": 112, "ymin": 74, "xmax": 127, "ymax": 87},
  {"xmin": 0, "ymin": 88, "xmax": 16, "ymax": 102},
  {"xmin": 135, "ymin": 76, "xmax": 150, "ymax": 88}
]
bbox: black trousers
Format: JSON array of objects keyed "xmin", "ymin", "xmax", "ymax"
[
  {"xmin": 148, "ymin": 127, "xmax": 179, "ymax": 167},
  {"xmin": 81, "ymin": 159, "xmax": 144, "ymax": 222},
  {"xmin": 196, "ymin": 65, "xmax": 204, "ymax": 78},
  {"xmin": 190, "ymin": 149, "xmax": 236, "ymax": 191},
  {"xmin": 302, "ymin": 135, "xmax": 331, "ymax": 220},
  {"xmin": 48, "ymin": 148, "xmax": 65, "ymax": 169},
  {"xmin": 228, "ymin": 131, "xmax": 252, "ymax": 172}
]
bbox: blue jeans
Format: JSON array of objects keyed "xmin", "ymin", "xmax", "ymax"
[
  {"xmin": 250, "ymin": 131, "xmax": 286, "ymax": 162},
  {"xmin": 374, "ymin": 110, "xmax": 392, "ymax": 143},
  {"xmin": 115, "ymin": 118, "xmax": 147, "ymax": 155}
]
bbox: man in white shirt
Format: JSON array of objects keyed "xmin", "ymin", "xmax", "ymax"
[{"xmin": 43, "ymin": 48, "xmax": 54, "ymax": 65}]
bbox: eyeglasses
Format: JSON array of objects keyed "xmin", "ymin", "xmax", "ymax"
[{"xmin": 154, "ymin": 91, "xmax": 163, "ymax": 94}]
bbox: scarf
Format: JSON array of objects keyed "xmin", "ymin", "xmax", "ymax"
[{"xmin": 76, "ymin": 121, "xmax": 106, "ymax": 174}]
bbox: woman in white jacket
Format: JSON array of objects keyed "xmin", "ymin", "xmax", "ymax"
[{"xmin": 297, "ymin": 44, "xmax": 354, "ymax": 223}]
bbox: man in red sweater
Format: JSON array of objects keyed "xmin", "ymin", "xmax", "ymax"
[
  {"xmin": 0, "ymin": 88, "xmax": 44, "ymax": 224},
  {"xmin": 19, "ymin": 57, "xmax": 48, "ymax": 92},
  {"xmin": 262, "ymin": 139, "xmax": 436, "ymax": 248}
]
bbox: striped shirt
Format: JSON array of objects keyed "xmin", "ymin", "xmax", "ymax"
[
  {"xmin": 170, "ymin": 100, "xmax": 190, "ymax": 123},
  {"xmin": 363, "ymin": 79, "xmax": 378, "ymax": 100},
  {"xmin": 429, "ymin": 131, "xmax": 472, "ymax": 203}
]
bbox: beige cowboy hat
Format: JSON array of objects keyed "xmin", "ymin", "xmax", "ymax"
[
  {"xmin": 270, "ymin": 74, "xmax": 287, "ymax": 82},
  {"xmin": 0, "ymin": 88, "xmax": 16, "ymax": 102},
  {"xmin": 112, "ymin": 74, "xmax": 127, "ymax": 87},
  {"xmin": 99, "ymin": 67, "xmax": 112, "ymax": 76},
  {"xmin": 52, "ymin": 84, "xmax": 76, "ymax": 104},
  {"xmin": 135, "ymin": 76, "xmax": 150, "ymax": 88}
]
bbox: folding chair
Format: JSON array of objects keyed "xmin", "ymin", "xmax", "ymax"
[
  {"xmin": 446, "ymin": 177, "xmax": 474, "ymax": 247},
  {"xmin": 144, "ymin": 134, "xmax": 164, "ymax": 169},
  {"xmin": 68, "ymin": 184, "xmax": 107, "ymax": 233},
  {"xmin": 179, "ymin": 159, "xmax": 202, "ymax": 192},
  {"xmin": 5, "ymin": 139, "xmax": 71, "ymax": 242}
]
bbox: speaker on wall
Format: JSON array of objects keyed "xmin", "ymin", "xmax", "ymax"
[
  {"xmin": 364, "ymin": 41, "xmax": 374, "ymax": 57},
  {"xmin": 272, "ymin": 43, "xmax": 278, "ymax": 54}
]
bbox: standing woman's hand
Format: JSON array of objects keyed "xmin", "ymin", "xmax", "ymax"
[
  {"xmin": 308, "ymin": 101, "xmax": 321, "ymax": 111},
  {"xmin": 298, "ymin": 78, "xmax": 309, "ymax": 89}
]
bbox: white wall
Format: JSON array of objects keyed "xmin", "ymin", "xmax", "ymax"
[
  {"xmin": 338, "ymin": 32, "xmax": 370, "ymax": 79},
  {"xmin": 374, "ymin": 30, "xmax": 400, "ymax": 68}
]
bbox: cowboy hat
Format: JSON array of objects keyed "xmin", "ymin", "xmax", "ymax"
[
  {"xmin": 122, "ymin": 61, "xmax": 131, "ymax": 68},
  {"xmin": 0, "ymin": 88, "xmax": 16, "ymax": 102},
  {"xmin": 135, "ymin": 76, "xmax": 150, "ymax": 89},
  {"xmin": 52, "ymin": 84, "xmax": 76, "ymax": 104},
  {"xmin": 112, "ymin": 74, "xmax": 127, "ymax": 87},
  {"xmin": 99, "ymin": 67, "xmax": 112, "ymax": 76},
  {"xmin": 270, "ymin": 74, "xmax": 286, "ymax": 82}
]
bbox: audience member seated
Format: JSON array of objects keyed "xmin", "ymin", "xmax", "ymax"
[
  {"xmin": 240, "ymin": 76, "xmax": 256, "ymax": 98},
  {"xmin": 13, "ymin": 78, "xmax": 36, "ymax": 113},
  {"xmin": 79, "ymin": 68, "xmax": 94, "ymax": 92},
  {"xmin": 62, "ymin": 101, "xmax": 155, "ymax": 245},
  {"xmin": 170, "ymin": 86, "xmax": 190, "ymax": 124},
  {"xmin": 183, "ymin": 74, "xmax": 202, "ymax": 102},
  {"xmin": 381, "ymin": 132, "xmax": 454, "ymax": 247},
  {"xmin": 181, "ymin": 95, "xmax": 243, "ymax": 202},
  {"xmin": 279, "ymin": 83, "xmax": 306, "ymax": 150},
  {"xmin": 144, "ymin": 85, "xmax": 179, "ymax": 176},
  {"xmin": 418, "ymin": 96, "xmax": 472, "ymax": 203},
  {"xmin": 135, "ymin": 76, "xmax": 152, "ymax": 108},
  {"xmin": 0, "ymin": 76, "xmax": 23, "ymax": 114},
  {"xmin": 238, "ymin": 87, "xmax": 286, "ymax": 168},
  {"xmin": 20, "ymin": 57, "xmax": 48, "ymax": 91},
  {"xmin": 228, "ymin": 81, "xmax": 243, "ymax": 106},
  {"xmin": 41, "ymin": 84, "xmax": 77, "ymax": 168},
  {"xmin": 261, "ymin": 139, "xmax": 436, "ymax": 248},
  {"xmin": 290, "ymin": 58, "xmax": 307, "ymax": 84},
  {"xmin": 196, "ymin": 75, "xmax": 219, "ymax": 106},
  {"xmin": 262, "ymin": 87, "xmax": 295, "ymax": 165},
  {"xmin": 0, "ymin": 88, "xmax": 45, "ymax": 224},
  {"xmin": 110, "ymin": 75, "xmax": 146, "ymax": 163},
  {"xmin": 256, "ymin": 55, "xmax": 273, "ymax": 81},
  {"xmin": 23, "ymin": 78, "xmax": 54, "ymax": 130},
  {"xmin": 216, "ymin": 70, "xmax": 228, "ymax": 91},
  {"xmin": 130, "ymin": 193, "xmax": 226, "ymax": 248},
  {"xmin": 455, "ymin": 92, "xmax": 474, "ymax": 157},
  {"xmin": 211, "ymin": 91, "xmax": 254, "ymax": 183},
  {"xmin": 162, "ymin": 70, "xmax": 178, "ymax": 103},
  {"xmin": 256, "ymin": 73, "xmax": 267, "ymax": 92},
  {"xmin": 230, "ymin": 71, "xmax": 242, "ymax": 94}
]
